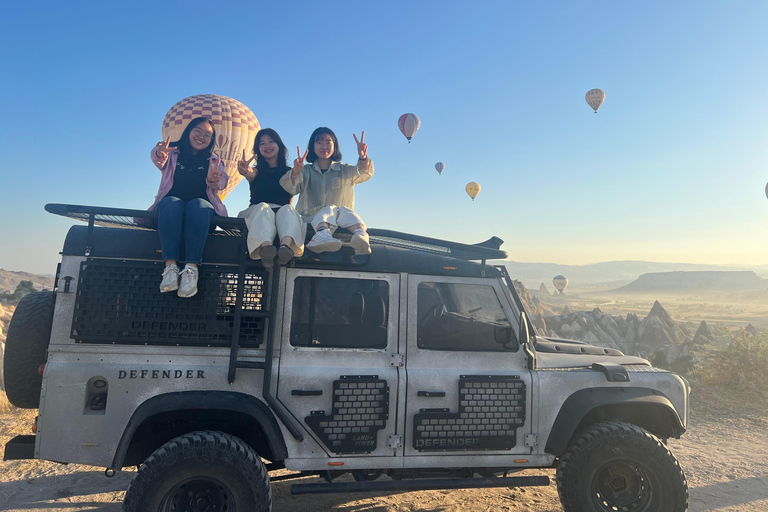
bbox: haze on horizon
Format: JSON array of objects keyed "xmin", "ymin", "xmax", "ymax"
[{"xmin": 1, "ymin": 1, "xmax": 766, "ymax": 276}]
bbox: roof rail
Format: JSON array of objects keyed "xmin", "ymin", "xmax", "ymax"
[{"xmin": 45, "ymin": 203, "xmax": 507, "ymax": 261}]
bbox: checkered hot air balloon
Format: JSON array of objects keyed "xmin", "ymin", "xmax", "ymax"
[
  {"xmin": 398, "ymin": 113, "xmax": 420, "ymax": 143},
  {"xmin": 162, "ymin": 94, "xmax": 260, "ymax": 199},
  {"xmin": 435, "ymin": 162, "xmax": 445, "ymax": 175}
]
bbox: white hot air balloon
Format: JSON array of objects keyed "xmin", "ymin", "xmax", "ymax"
[
  {"xmin": 553, "ymin": 275, "xmax": 569, "ymax": 294},
  {"xmin": 585, "ymin": 89, "xmax": 605, "ymax": 113},
  {"xmin": 465, "ymin": 182, "xmax": 481, "ymax": 201},
  {"xmin": 398, "ymin": 113, "xmax": 421, "ymax": 143},
  {"xmin": 162, "ymin": 94, "xmax": 260, "ymax": 199},
  {"xmin": 435, "ymin": 162, "xmax": 445, "ymax": 175}
]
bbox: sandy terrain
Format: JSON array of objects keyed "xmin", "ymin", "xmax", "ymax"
[{"xmin": 1, "ymin": 386, "xmax": 766, "ymax": 512}]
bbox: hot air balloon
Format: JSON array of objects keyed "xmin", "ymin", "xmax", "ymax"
[
  {"xmin": 162, "ymin": 94, "xmax": 260, "ymax": 199},
  {"xmin": 465, "ymin": 182, "xmax": 481, "ymax": 201},
  {"xmin": 553, "ymin": 275, "xmax": 569, "ymax": 294},
  {"xmin": 435, "ymin": 162, "xmax": 445, "ymax": 175},
  {"xmin": 765, "ymin": 181, "xmax": 768, "ymax": 200},
  {"xmin": 585, "ymin": 89, "xmax": 605, "ymax": 113},
  {"xmin": 398, "ymin": 113, "xmax": 420, "ymax": 143}
]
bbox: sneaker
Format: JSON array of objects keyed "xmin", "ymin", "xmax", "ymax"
[
  {"xmin": 350, "ymin": 229, "xmax": 371, "ymax": 255},
  {"xmin": 306, "ymin": 229, "xmax": 342, "ymax": 253},
  {"xmin": 260, "ymin": 245, "xmax": 277, "ymax": 269},
  {"xmin": 159, "ymin": 264, "xmax": 179, "ymax": 293},
  {"xmin": 277, "ymin": 244, "xmax": 295, "ymax": 265},
  {"xmin": 178, "ymin": 266, "xmax": 199, "ymax": 298}
]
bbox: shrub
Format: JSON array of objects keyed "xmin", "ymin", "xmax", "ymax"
[{"xmin": 700, "ymin": 332, "xmax": 768, "ymax": 390}]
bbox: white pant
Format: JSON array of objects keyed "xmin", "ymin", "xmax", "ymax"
[
  {"xmin": 303, "ymin": 205, "xmax": 365, "ymax": 233},
  {"xmin": 238, "ymin": 203, "xmax": 305, "ymax": 260}
]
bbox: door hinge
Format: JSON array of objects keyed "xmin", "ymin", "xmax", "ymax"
[
  {"xmin": 387, "ymin": 434, "xmax": 402, "ymax": 449},
  {"xmin": 390, "ymin": 353, "xmax": 405, "ymax": 367},
  {"xmin": 524, "ymin": 434, "xmax": 538, "ymax": 447}
]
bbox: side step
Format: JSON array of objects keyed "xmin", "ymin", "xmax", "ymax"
[
  {"xmin": 291, "ymin": 475, "xmax": 549, "ymax": 495},
  {"xmin": 4, "ymin": 435, "xmax": 36, "ymax": 461}
]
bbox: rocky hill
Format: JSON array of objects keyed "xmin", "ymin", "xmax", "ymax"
[
  {"xmin": 0, "ymin": 269, "xmax": 55, "ymax": 295},
  {"xmin": 532, "ymin": 298, "xmax": 747, "ymax": 371},
  {"xmin": 612, "ymin": 270, "xmax": 765, "ymax": 293}
]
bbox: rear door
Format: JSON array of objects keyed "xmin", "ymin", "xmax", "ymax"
[
  {"xmin": 277, "ymin": 268, "xmax": 400, "ymax": 457},
  {"xmin": 404, "ymin": 275, "xmax": 532, "ymax": 460}
]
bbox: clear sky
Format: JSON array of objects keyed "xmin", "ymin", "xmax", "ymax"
[{"xmin": 1, "ymin": 1, "xmax": 767, "ymax": 275}]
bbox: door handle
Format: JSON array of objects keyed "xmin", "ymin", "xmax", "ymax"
[
  {"xmin": 292, "ymin": 390, "xmax": 323, "ymax": 396},
  {"xmin": 417, "ymin": 391, "xmax": 446, "ymax": 397}
]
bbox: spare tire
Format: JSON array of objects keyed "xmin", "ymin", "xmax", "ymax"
[{"xmin": 3, "ymin": 291, "xmax": 55, "ymax": 408}]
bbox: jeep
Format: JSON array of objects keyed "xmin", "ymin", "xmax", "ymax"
[{"xmin": 3, "ymin": 203, "xmax": 690, "ymax": 511}]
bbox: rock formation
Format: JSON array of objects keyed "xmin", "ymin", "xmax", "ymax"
[{"xmin": 542, "ymin": 299, "xmax": 696, "ymax": 366}]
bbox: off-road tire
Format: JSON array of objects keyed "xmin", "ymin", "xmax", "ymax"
[
  {"xmin": 556, "ymin": 421, "xmax": 688, "ymax": 512},
  {"xmin": 122, "ymin": 430, "xmax": 271, "ymax": 512},
  {"xmin": 3, "ymin": 291, "xmax": 55, "ymax": 408}
]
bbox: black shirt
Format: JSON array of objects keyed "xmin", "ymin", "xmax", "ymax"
[
  {"xmin": 249, "ymin": 165, "xmax": 293, "ymax": 206},
  {"xmin": 167, "ymin": 152, "xmax": 209, "ymax": 202}
]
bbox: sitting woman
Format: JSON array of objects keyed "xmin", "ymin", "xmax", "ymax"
[
  {"xmin": 237, "ymin": 128, "xmax": 304, "ymax": 268},
  {"xmin": 148, "ymin": 117, "xmax": 227, "ymax": 298}
]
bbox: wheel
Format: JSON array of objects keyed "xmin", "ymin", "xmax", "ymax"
[
  {"xmin": 556, "ymin": 421, "xmax": 688, "ymax": 512},
  {"xmin": 3, "ymin": 291, "xmax": 55, "ymax": 408},
  {"xmin": 122, "ymin": 431, "xmax": 271, "ymax": 512}
]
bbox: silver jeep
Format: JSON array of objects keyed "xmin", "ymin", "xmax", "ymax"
[{"xmin": 3, "ymin": 203, "xmax": 690, "ymax": 512}]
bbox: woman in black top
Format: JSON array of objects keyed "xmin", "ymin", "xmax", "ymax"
[
  {"xmin": 237, "ymin": 128, "xmax": 304, "ymax": 267},
  {"xmin": 149, "ymin": 117, "xmax": 227, "ymax": 297}
]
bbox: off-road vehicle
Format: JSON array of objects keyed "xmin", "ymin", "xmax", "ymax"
[{"xmin": 4, "ymin": 203, "xmax": 690, "ymax": 511}]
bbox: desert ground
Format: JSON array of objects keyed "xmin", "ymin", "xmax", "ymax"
[{"xmin": 1, "ymin": 385, "xmax": 767, "ymax": 512}]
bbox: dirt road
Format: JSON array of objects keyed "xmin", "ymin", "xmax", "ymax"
[{"xmin": 1, "ymin": 386, "xmax": 766, "ymax": 511}]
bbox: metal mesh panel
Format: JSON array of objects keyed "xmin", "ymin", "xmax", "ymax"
[
  {"xmin": 413, "ymin": 376, "xmax": 526, "ymax": 451},
  {"xmin": 72, "ymin": 260, "xmax": 265, "ymax": 347},
  {"xmin": 305, "ymin": 376, "xmax": 390, "ymax": 454}
]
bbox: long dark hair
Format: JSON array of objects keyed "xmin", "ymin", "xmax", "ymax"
[
  {"xmin": 253, "ymin": 128, "xmax": 290, "ymax": 171},
  {"xmin": 171, "ymin": 117, "xmax": 216, "ymax": 159},
  {"xmin": 306, "ymin": 127, "xmax": 342, "ymax": 163}
]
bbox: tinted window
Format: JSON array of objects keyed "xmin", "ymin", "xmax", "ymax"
[
  {"xmin": 290, "ymin": 277, "xmax": 389, "ymax": 349},
  {"xmin": 417, "ymin": 282, "xmax": 517, "ymax": 352}
]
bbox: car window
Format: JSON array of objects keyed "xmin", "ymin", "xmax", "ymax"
[
  {"xmin": 290, "ymin": 277, "xmax": 389, "ymax": 349},
  {"xmin": 417, "ymin": 282, "xmax": 517, "ymax": 352}
]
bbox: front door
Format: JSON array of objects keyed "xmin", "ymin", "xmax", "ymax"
[
  {"xmin": 404, "ymin": 275, "xmax": 532, "ymax": 461},
  {"xmin": 277, "ymin": 268, "xmax": 400, "ymax": 457}
]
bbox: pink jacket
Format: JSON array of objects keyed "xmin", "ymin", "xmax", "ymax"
[{"xmin": 148, "ymin": 147, "xmax": 229, "ymax": 216}]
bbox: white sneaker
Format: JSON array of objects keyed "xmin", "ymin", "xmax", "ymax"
[
  {"xmin": 178, "ymin": 266, "xmax": 199, "ymax": 298},
  {"xmin": 159, "ymin": 264, "xmax": 179, "ymax": 293},
  {"xmin": 306, "ymin": 229, "xmax": 342, "ymax": 253},
  {"xmin": 350, "ymin": 229, "xmax": 371, "ymax": 255}
]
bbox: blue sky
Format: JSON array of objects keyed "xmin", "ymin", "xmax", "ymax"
[{"xmin": 1, "ymin": 1, "xmax": 767, "ymax": 275}]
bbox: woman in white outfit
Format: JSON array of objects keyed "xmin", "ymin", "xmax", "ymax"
[
  {"xmin": 279, "ymin": 127, "xmax": 373, "ymax": 255},
  {"xmin": 237, "ymin": 128, "xmax": 304, "ymax": 268}
]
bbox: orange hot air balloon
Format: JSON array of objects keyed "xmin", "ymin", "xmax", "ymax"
[
  {"xmin": 465, "ymin": 182, "xmax": 481, "ymax": 201},
  {"xmin": 398, "ymin": 113, "xmax": 420, "ymax": 143},
  {"xmin": 162, "ymin": 94, "xmax": 260, "ymax": 199},
  {"xmin": 435, "ymin": 162, "xmax": 445, "ymax": 175}
]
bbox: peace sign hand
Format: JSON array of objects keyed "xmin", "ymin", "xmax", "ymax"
[
  {"xmin": 154, "ymin": 136, "xmax": 174, "ymax": 161},
  {"xmin": 353, "ymin": 131, "xmax": 367, "ymax": 160},
  {"xmin": 291, "ymin": 146, "xmax": 309, "ymax": 183},
  {"xmin": 238, "ymin": 149, "xmax": 256, "ymax": 177},
  {"xmin": 207, "ymin": 155, "xmax": 223, "ymax": 183}
]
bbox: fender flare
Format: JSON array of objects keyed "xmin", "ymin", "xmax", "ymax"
[
  {"xmin": 544, "ymin": 387, "xmax": 684, "ymax": 456},
  {"xmin": 111, "ymin": 391, "xmax": 288, "ymax": 470}
]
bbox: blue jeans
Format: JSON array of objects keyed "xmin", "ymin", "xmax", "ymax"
[{"xmin": 157, "ymin": 196, "xmax": 214, "ymax": 266}]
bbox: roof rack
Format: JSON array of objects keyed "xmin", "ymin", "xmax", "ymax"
[{"xmin": 45, "ymin": 203, "xmax": 507, "ymax": 261}]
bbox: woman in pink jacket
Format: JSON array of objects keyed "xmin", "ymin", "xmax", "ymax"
[{"xmin": 148, "ymin": 117, "xmax": 227, "ymax": 298}]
